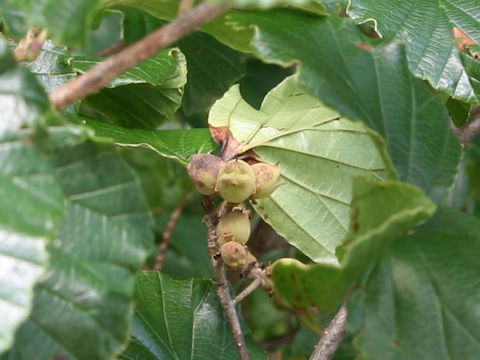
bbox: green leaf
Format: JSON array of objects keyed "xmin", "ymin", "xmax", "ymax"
[
  {"xmin": 7, "ymin": 0, "xmax": 101, "ymax": 46},
  {"xmin": 0, "ymin": 0, "xmax": 28, "ymax": 38},
  {"xmin": 0, "ymin": 38, "xmax": 50, "ymax": 137},
  {"xmin": 177, "ymin": 31, "xmax": 246, "ymax": 115},
  {"xmin": 272, "ymin": 177, "xmax": 436, "ymax": 313},
  {"xmin": 4, "ymin": 127, "xmax": 154, "ymax": 360},
  {"xmin": 157, "ymin": 215, "xmax": 213, "ymax": 279},
  {"xmin": 119, "ymin": 8, "xmax": 246, "ymax": 116},
  {"xmin": 119, "ymin": 271, "xmax": 268, "ymax": 360},
  {"xmin": 0, "ymin": 138, "xmax": 64, "ymax": 354},
  {"xmin": 71, "ymin": 116, "xmax": 218, "ymax": 165},
  {"xmin": 348, "ymin": 0, "xmax": 480, "ymax": 104},
  {"xmin": 73, "ymin": 48, "xmax": 187, "ymax": 128},
  {"xmin": 214, "ymin": 0, "xmax": 344, "ymax": 12},
  {"xmin": 209, "ymin": 76, "xmax": 396, "ymax": 264},
  {"xmin": 25, "ymin": 40, "xmax": 78, "ymax": 114},
  {"xmin": 228, "ymin": 12, "xmax": 462, "ymax": 202},
  {"xmin": 353, "ymin": 207, "xmax": 480, "ymax": 359}
]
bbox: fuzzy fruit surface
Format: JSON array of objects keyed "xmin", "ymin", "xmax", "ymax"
[
  {"xmin": 251, "ymin": 163, "xmax": 282, "ymax": 199},
  {"xmin": 216, "ymin": 160, "xmax": 256, "ymax": 203},
  {"xmin": 187, "ymin": 154, "xmax": 224, "ymax": 195},
  {"xmin": 220, "ymin": 241, "xmax": 256, "ymax": 269},
  {"xmin": 217, "ymin": 209, "xmax": 251, "ymax": 245}
]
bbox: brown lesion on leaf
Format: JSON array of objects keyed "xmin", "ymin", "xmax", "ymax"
[
  {"xmin": 356, "ymin": 43, "xmax": 372, "ymax": 51},
  {"xmin": 452, "ymin": 27, "xmax": 476, "ymax": 51}
]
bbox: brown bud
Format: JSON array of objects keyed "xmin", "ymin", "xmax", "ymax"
[
  {"xmin": 187, "ymin": 154, "xmax": 224, "ymax": 195},
  {"xmin": 251, "ymin": 163, "xmax": 282, "ymax": 199},
  {"xmin": 216, "ymin": 206, "xmax": 251, "ymax": 245},
  {"xmin": 216, "ymin": 160, "xmax": 256, "ymax": 203}
]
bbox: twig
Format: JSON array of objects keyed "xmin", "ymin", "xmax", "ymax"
[
  {"xmin": 96, "ymin": 40, "xmax": 127, "ymax": 57},
  {"xmin": 310, "ymin": 306, "xmax": 347, "ymax": 360},
  {"xmin": 452, "ymin": 106, "xmax": 480, "ymax": 145},
  {"xmin": 154, "ymin": 193, "xmax": 191, "ymax": 271},
  {"xmin": 49, "ymin": 2, "xmax": 231, "ymax": 110},
  {"xmin": 202, "ymin": 196, "xmax": 250, "ymax": 360},
  {"xmin": 233, "ymin": 278, "xmax": 261, "ymax": 304}
]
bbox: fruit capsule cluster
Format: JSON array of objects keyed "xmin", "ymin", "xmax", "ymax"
[{"xmin": 187, "ymin": 154, "xmax": 282, "ymax": 269}]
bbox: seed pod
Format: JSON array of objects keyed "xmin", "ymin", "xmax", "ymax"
[
  {"xmin": 216, "ymin": 160, "xmax": 256, "ymax": 203},
  {"xmin": 187, "ymin": 154, "xmax": 224, "ymax": 195},
  {"xmin": 216, "ymin": 207, "xmax": 251, "ymax": 245},
  {"xmin": 220, "ymin": 242, "xmax": 256, "ymax": 270},
  {"xmin": 251, "ymin": 163, "xmax": 282, "ymax": 199},
  {"xmin": 220, "ymin": 241, "xmax": 248, "ymax": 268}
]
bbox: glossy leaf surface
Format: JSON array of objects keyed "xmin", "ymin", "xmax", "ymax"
[{"xmin": 349, "ymin": 0, "xmax": 480, "ymax": 104}]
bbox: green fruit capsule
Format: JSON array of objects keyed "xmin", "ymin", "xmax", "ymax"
[
  {"xmin": 187, "ymin": 154, "xmax": 225, "ymax": 195},
  {"xmin": 216, "ymin": 208, "xmax": 251, "ymax": 245},
  {"xmin": 216, "ymin": 160, "xmax": 256, "ymax": 203},
  {"xmin": 251, "ymin": 163, "xmax": 282, "ymax": 199}
]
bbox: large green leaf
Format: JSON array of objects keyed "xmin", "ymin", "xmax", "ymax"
[
  {"xmin": 0, "ymin": 38, "xmax": 51, "ymax": 137},
  {"xmin": 227, "ymin": 12, "xmax": 462, "ymax": 203},
  {"xmin": 119, "ymin": 271, "xmax": 267, "ymax": 360},
  {"xmin": 209, "ymin": 76, "xmax": 395, "ymax": 264},
  {"xmin": 99, "ymin": 0, "xmax": 345, "ymax": 54},
  {"xmin": 119, "ymin": 7, "xmax": 246, "ymax": 116},
  {"xmin": 352, "ymin": 207, "xmax": 480, "ymax": 359},
  {"xmin": 4, "ymin": 0, "xmax": 101, "ymax": 45},
  {"xmin": 157, "ymin": 215, "xmax": 213, "ymax": 279},
  {"xmin": 0, "ymin": 40, "xmax": 63, "ymax": 355},
  {"xmin": 3, "ymin": 127, "xmax": 154, "ymax": 360},
  {"xmin": 0, "ymin": 138, "xmax": 64, "ymax": 355},
  {"xmin": 71, "ymin": 116, "xmax": 217, "ymax": 165},
  {"xmin": 272, "ymin": 177, "xmax": 436, "ymax": 313},
  {"xmin": 348, "ymin": 0, "xmax": 480, "ymax": 104},
  {"xmin": 73, "ymin": 48, "xmax": 187, "ymax": 128}
]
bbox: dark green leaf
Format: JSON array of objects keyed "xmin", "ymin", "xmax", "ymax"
[
  {"xmin": 119, "ymin": 271, "xmax": 268, "ymax": 360},
  {"xmin": 209, "ymin": 76, "xmax": 395, "ymax": 264},
  {"xmin": 0, "ymin": 137, "xmax": 64, "ymax": 354},
  {"xmin": 119, "ymin": 8, "xmax": 246, "ymax": 116},
  {"xmin": 349, "ymin": 0, "xmax": 480, "ymax": 104},
  {"xmin": 4, "ymin": 127, "xmax": 154, "ymax": 360},
  {"xmin": 0, "ymin": 0, "xmax": 28, "ymax": 38},
  {"xmin": 73, "ymin": 48, "xmax": 187, "ymax": 128},
  {"xmin": 353, "ymin": 207, "xmax": 480, "ymax": 359},
  {"xmin": 447, "ymin": 98, "xmax": 471, "ymax": 127},
  {"xmin": 71, "ymin": 116, "xmax": 217, "ymax": 165},
  {"xmin": 157, "ymin": 215, "xmax": 213, "ymax": 279},
  {"xmin": 228, "ymin": 12, "xmax": 462, "ymax": 202}
]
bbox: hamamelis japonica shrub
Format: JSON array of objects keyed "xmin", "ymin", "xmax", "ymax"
[{"xmin": 1, "ymin": 1, "xmax": 480, "ymax": 359}]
